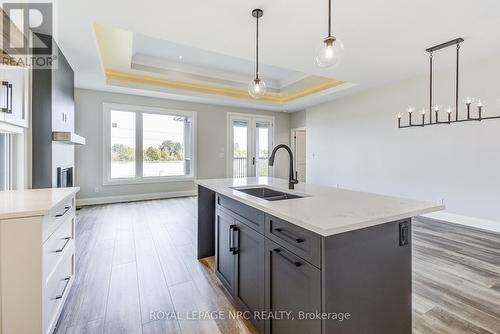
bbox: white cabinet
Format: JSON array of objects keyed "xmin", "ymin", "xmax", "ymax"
[
  {"xmin": 0, "ymin": 192, "xmax": 76, "ymax": 334},
  {"xmin": 0, "ymin": 65, "xmax": 29, "ymax": 128}
]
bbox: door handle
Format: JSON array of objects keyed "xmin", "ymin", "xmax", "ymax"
[{"xmin": 252, "ymin": 157, "xmax": 255, "ymax": 165}]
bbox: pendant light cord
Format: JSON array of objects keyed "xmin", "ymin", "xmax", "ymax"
[
  {"xmin": 328, "ymin": 0, "xmax": 332, "ymax": 37},
  {"xmin": 256, "ymin": 14, "xmax": 259, "ymax": 80}
]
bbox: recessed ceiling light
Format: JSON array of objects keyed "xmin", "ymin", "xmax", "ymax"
[{"xmin": 178, "ymin": 55, "xmax": 183, "ymax": 61}]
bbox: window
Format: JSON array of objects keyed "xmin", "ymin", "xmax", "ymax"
[
  {"xmin": 103, "ymin": 104, "xmax": 196, "ymax": 184},
  {"xmin": 110, "ymin": 110, "xmax": 135, "ymax": 178}
]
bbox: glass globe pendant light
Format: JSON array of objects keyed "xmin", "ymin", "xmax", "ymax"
[
  {"xmin": 248, "ymin": 9, "xmax": 267, "ymax": 99},
  {"xmin": 315, "ymin": 0, "xmax": 344, "ymax": 68}
]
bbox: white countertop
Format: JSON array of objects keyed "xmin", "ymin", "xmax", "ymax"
[
  {"xmin": 196, "ymin": 177, "xmax": 444, "ymax": 236},
  {"xmin": 0, "ymin": 187, "xmax": 80, "ymax": 220}
]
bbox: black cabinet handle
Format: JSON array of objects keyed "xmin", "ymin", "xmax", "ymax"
[
  {"xmin": 274, "ymin": 227, "xmax": 304, "ymax": 243},
  {"xmin": 55, "ymin": 206, "xmax": 71, "ymax": 218},
  {"xmin": 54, "ymin": 276, "xmax": 71, "ymax": 300},
  {"xmin": 55, "ymin": 237, "xmax": 71, "ymax": 253},
  {"xmin": 7, "ymin": 83, "xmax": 12, "ymax": 113},
  {"xmin": 229, "ymin": 224, "xmax": 236, "ymax": 252},
  {"xmin": 232, "ymin": 227, "xmax": 239, "ymax": 254},
  {"xmin": 1, "ymin": 81, "xmax": 8, "ymax": 113},
  {"xmin": 273, "ymin": 249, "xmax": 302, "ymax": 267}
]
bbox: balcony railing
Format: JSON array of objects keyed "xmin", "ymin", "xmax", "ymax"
[{"xmin": 233, "ymin": 157, "xmax": 269, "ymax": 178}]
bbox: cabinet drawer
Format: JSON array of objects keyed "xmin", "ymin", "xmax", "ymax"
[
  {"xmin": 265, "ymin": 239, "xmax": 321, "ymax": 334},
  {"xmin": 216, "ymin": 194, "xmax": 264, "ymax": 233},
  {"xmin": 43, "ymin": 214, "xmax": 74, "ymax": 282},
  {"xmin": 43, "ymin": 248, "xmax": 74, "ymax": 334},
  {"xmin": 43, "ymin": 196, "xmax": 74, "ymax": 243},
  {"xmin": 265, "ymin": 214, "xmax": 321, "ymax": 268}
]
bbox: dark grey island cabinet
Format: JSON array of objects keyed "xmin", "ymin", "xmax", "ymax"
[{"xmin": 198, "ymin": 185, "xmax": 412, "ymax": 334}]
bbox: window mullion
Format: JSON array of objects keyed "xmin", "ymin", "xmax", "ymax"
[{"xmin": 136, "ymin": 111, "xmax": 143, "ymax": 178}]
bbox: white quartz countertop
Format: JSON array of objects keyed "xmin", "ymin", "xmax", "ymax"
[
  {"xmin": 0, "ymin": 187, "xmax": 80, "ymax": 220},
  {"xmin": 196, "ymin": 177, "xmax": 444, "ymax": 236}
]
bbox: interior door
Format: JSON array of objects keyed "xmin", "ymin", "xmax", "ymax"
[{"xmin": 229, "ymin": 115, "xmax": 273, "ymax": 178}]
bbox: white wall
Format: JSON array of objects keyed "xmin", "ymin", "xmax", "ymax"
[
  {"xmin": 74, "ymin": 88, "xmax": 291, "ymax": 203},
  {"xmin": 306, "ymin": 56, "xmax": 500, "ymax": 222}
]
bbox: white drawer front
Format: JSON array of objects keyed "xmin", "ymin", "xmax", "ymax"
[
  {"xmin": 43, "ymin": 214, "xmax": 74, "ymax": 282},
  {"xmin": 43, "ymin": 196, "xmax": 74, "ymax": 243},
  {"xmin": 43, "ymin": 247, "xmax": 74, "ymax": 334}
]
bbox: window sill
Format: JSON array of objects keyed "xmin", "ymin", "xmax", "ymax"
[{"xmin": 103, "ymin": 175, "xmax": 195, "ymax": 186}]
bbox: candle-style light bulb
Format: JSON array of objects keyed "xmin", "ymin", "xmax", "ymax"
[
  {"xmin": 446, "ymin": 106, "xmax": 452, "ymax": 123},
  {"xmin": 433, "ymin": 104, "xmax": 440, "ymax": 112},
  {"xmin": 406, "ymin": 106, "xmax": 414, "ymax": 126},
  {"xmin": 421, "ymin": 108, "xmax": 426, "ymax": 126},
  {"xmin": 397, "ymin": 112, "xmax": 402, "ymax": 119},
  {"xmin": 465, "ymin": 97, "xmax": 473, "ymax": 119},
  {"xmin": 477, "ymin": 99, "xmax": 483, "ymax": 120}
]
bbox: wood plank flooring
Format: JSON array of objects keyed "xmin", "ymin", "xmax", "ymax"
[{"xmin": 54, "ymin": 198, "xmax": 500, "ymax": 334}]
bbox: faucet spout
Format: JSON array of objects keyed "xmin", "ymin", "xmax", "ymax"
[{"xmin": 268, "ymin": 144, "xmax": 299, "ymax": 189}]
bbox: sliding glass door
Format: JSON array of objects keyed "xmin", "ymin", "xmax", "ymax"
[{"xmin": 228, "ymin": 114, "xmax": 273, "ymax": 178}]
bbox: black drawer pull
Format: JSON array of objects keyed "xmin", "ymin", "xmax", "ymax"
[
  {"xmin": 7, "ymin": 83, "xmax": 12, "ymax": 113},
  {"xmin": 54, "ymin": 276, "xmax": 71, "ymax": 300},
  {"xmin": 55, "ymin": 206, "xmax": 71, "ymax": 218},
  {"xmin": 229, "ymin": 224, "xmax": 236, "ymax": 252},
  {"xmin": 274, "ymin": 227, "xmax": 304, "ymax": 243},
  {"xmin": 1, "ymin": 81, "xmax": 8, "ymax": 113},
  {"xmin": 55, "ymin": 237, "xmax": 71, "ymax": 253},
  {"xmin": 273, "ymin": 249, "xmax": 302, "ymax": 267}
]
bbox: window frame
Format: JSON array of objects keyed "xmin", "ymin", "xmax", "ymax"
[{"xmin": 102, "ymin": 103, "xmax": 197, "ymax": 185}]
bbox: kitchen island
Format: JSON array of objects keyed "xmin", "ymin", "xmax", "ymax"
[{"xmin": 196, "ymin": 177, "xmax": 443, "ymax": 334}]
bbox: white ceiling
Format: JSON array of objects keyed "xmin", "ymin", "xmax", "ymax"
[{"xmin": 56, "ymin": 0, "xmax": 500, "ymax": 110}]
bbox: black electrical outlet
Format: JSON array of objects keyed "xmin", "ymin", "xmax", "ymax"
[{"xmin": 399, "ymin": 222, "xmax": 409, "ymax": 246}]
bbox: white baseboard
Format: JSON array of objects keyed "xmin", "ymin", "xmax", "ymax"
[
  {"xmin": 421, "ymin": 211, "xmax": 500, "ymax": 234},
  {"xmin": 76, "ymin": 190, "xmax": 197, "ymax": 206}
]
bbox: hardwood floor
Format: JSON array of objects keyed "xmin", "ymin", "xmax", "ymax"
[{"xmin": 54, "ymin": 198, "xmax": 500, "ymax": 334}]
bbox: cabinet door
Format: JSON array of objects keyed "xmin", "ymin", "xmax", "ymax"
[
  {"xmin": 1, "ymin": 65, "xmax": 28, "ymax": 128},
  {"xmin": 234, "ymin": 219, "xmax": 265, "ymax": 333},
  {"xmin": 215, "ymin": 209, "xmax": 236, "ymax": 294},
  {"xmin": 265, "ymin": 239, "xmax": 321, "ymax": 334}
]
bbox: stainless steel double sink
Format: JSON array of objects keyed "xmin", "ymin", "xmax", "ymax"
[{"xmin": 232, "ymin": 186, "xmax": 304, "ymax": 201}]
